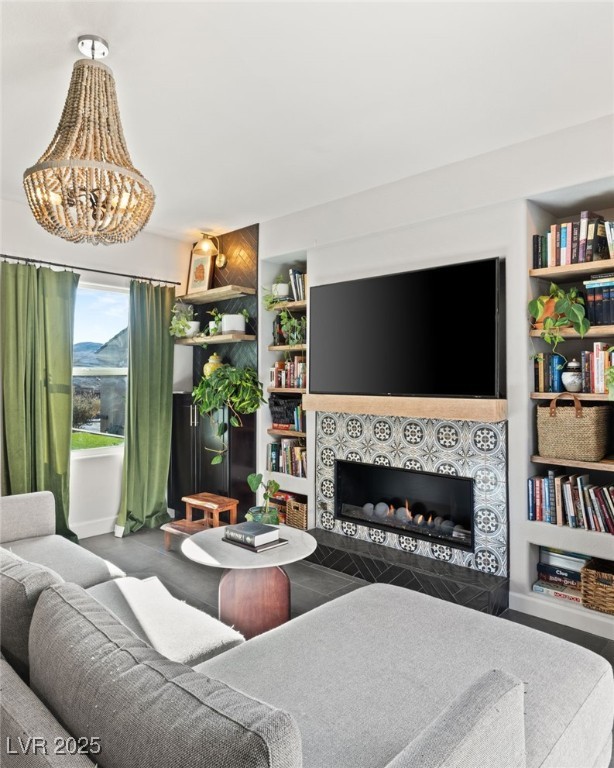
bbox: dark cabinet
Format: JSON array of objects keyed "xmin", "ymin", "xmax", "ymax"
[{"xmin": 167, "ymin": 392, "xmax": 254, "ymax": 520}]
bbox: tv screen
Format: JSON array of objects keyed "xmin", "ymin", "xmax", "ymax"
[{"xmin": 309, "ymin": 257, "xmax": 505, "ymax": 398}]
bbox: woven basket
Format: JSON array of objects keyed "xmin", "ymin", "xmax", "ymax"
[
  {"xmin": 581, "ymin": 559, "xmax": 614, "ymax": 615},
  {"xmin": 536, "ymin": 393, "xmax": 610, "ymax": 462},
  {"xmin": 286, "ymin": 499, "xmax": 308, "ymax": 530}
]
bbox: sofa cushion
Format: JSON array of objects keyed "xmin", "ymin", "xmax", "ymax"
[
  {"xmin": 87, "ymin": 576, "xmax": 244, "ymax": 666},
  {"xmin": 0, "ymin": 547, "xmax": 64, "ymax": 678},
  {"xmin": 200, "ymin": 583, "xmax": 614, "ymax": 768},
  {"xmin": 6, "ymin": 535, "xmax": 124, "ymax": 588},
  {"xmin": 0, "ymin": 491, "xmax": 55, "ymax": 544},
  {"xmin": 29, "ymin": 583, "xmax": 301, "ymax": 768},
  {"xmin": 0, "ymin": 657, "xmax": 95, "ymax": 766}
]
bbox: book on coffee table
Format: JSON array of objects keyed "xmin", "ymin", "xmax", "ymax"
[
  {"xmin": 223, "ymin": 536, "xmax": 288, "ymax": 554},
  {"xmin": 224, "ymin": 521, "xmax": 279, "ymax": 546}
]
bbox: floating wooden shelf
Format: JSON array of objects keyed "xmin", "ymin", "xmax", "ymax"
[
  {"xmin": 529, "ymin": 259, "xmax": 614, "ymax": 281},
  {"xmin": 177, "ymin": 285, "xmax": 255, "ymax": 305},
  {"xmin": 302, "ymin": 394, "xmax": 507, "ymax": 422},
  {"xmin": 269, "ymin": 299, "xmax": 307, "ymax": 311},
  {"xmin": 267, "ymin": 428, "xmax": 307, "ymax": 438},
  {"xmin": 175, "ymin": 333, "xmax": 256, "ymax": 346},
  {"xmin": 267, "ymin": 387, "xmax": 307, "ymax": 394},
  {"xmin": 530, "ymin": 454, "xmax": 614, "ymax": 472},
  {"xmin": 529, "ymin": 325, "xmax": 614, "ymax": 339},
  {"xmin": 268, "ymin": 343, "xmax": 307, "ymax": 352},
  {"xmin": 530, "ymin": 392, "xmax": 612, "ymax": 402}
]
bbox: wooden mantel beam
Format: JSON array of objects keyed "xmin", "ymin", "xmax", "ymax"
[{"xmin": 302, "ymin": 394, "xmax": 507, "ymax": 423}]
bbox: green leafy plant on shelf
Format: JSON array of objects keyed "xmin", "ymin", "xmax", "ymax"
[
  {"xmin": 169, "ymin": 302, "xmax": 195, "ymax": 337},
  {"xmin": 192, "ymin": 365, "xmax": 265, "ymax": 464},
  {"xmin": 246, "ymin": 473, "xmax": 281, "ymax": 524},
  {"xmin": 279, "ymin": 309, "xmax": 306, "ymax": 347},
  {"xmin": 262, "ymin": 274, "xmax": 288, "ymax": 311},
  {"xmin": 528, "ymin": 282, "xmax": 590, "ymax": 354}
]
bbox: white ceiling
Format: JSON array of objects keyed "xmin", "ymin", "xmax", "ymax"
[{"xmin": 2, "ymin": 1, "xmax": 613, "ymax": 243}]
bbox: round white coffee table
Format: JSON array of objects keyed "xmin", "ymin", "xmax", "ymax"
[{"xmin": 181, "ymin": 525, "xmax": 317, "ymax": 639}]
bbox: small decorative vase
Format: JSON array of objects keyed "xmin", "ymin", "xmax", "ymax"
[
  {"xmin": 221, "ymin": 314, "xmax": 246, "ymax": 334},
  {"xmin": 272, "ymin": 283, "xmax": 290, "ymax": 299},
  {"xmin": 208, "ymin": 321, "xmax": 218, "ymax": 335},
  {"xmin": 561, "ymin": 358, "xmax": 582, "ymax": 393},
  {"xmin": 185, "ymin": 321, "xmax": 200, "ymax": 338},
  {"xmin": 203, "ymin": 352, "xmax": 223, "ymax": 378}
]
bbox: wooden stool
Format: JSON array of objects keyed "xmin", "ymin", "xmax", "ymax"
[
  {"xmin": 181, "ymin": 492, "xmax": 239, "ymax": 529},
  {"xmin": 160, "ymin": 520, "xmax": 208, "ymax": 551}
]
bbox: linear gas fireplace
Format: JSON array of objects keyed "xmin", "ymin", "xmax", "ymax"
[{"xmin": 335, "ymin": 460, "xmax": 474, "ymax": 551}]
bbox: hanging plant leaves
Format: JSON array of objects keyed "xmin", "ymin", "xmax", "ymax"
[{"xmin": 192, "ymin": 364, "xmax": 266, "ymax": 464}]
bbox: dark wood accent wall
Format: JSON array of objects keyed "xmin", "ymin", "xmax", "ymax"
[{"xmin": 192, "ymin": 223, "xmax": 259, "ymax": 518}]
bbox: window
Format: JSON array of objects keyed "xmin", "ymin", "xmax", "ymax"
[{"xmin": 72, "ymin": 286, "xmax": 129, "ymax": 450}]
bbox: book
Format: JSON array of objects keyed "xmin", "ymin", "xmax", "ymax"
[
  {"xmin": 224, "ymin": 521, "xmax": 279, "ymax": 546},
  {"xmin": 553, "ymin": 474, "xmax": 568, "ymax": 526},
  {"xmin": 570, "ymin": 220, "xmax": 580, "ymax": 263},
  {"xmin": 532, "ymin": 579, "xmax": 582, "ymax": 604},
  {"xmin": 223, "ymin": 536, "xmax": 289, "ymax": 553},
  {"xmin": 539, "ymin": 546, "xmax": 590, "ymax": 571},
  {"xmin": 575, "ymin": 474, "xmax": 591, "ymax": 529},
  {"xmin": 537, "ymin": 561, "xmax": 582, "ymax": 585},
  {"xmin": 586, "ymin": 217, "xmax": 608, "ymax": 261},
  {"xmin": 578, "ymin": 210, "xmax": 600, "ymax": 262}
]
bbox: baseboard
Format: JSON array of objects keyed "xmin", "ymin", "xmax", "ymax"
[{"xmin": 72, "ymin": 516, "xmax": 116, "ymax": 539}]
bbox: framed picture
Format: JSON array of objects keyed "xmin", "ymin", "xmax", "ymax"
[{"xmin": 186, "ymin": 252, "xmax": 214, "ymax": 294}]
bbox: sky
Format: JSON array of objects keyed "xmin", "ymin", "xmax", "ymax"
[{"xmin": 73, "ymin": 287, "xmax": 129, "ymax": 345}]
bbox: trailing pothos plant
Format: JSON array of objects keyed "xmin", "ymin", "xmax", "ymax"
[
  {"xmin": 527, "ymin": 282, "xmax": 590, "ymax": 354},
  {"xmin": 279, "ymin": 309, "xmax": 306, "ymax": 347},
  {"xmin": 192, "ymin": 365, "xmax": 265, "ymax": 464}
]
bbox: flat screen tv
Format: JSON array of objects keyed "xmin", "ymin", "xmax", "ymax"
[{"xmin": 309, "ymin": 257, "xmax": 505, "ymax": 398}]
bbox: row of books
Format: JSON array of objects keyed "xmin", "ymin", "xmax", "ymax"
[
  {"xmin": 532, "ymin": 352, "xmax": 565, "ymax": 393},
  {"xmin": 266, "ymin": 438, "xmax": 307, "ymax": 477},
  {"xmin": 531, "ymin": 210, "xmax": 612, "ymax": 268},
  {"xmin": 584, "ymin": 272, "xmax": 614, "ymax": 325},
  {"xmin": 224, "ymin": 522, "xmax": 288, "ymax": 553},
  {"xmin": 532, "ymin": 547, "xmax": 590, "ymax": 605},
  {"xmin": 288, "ymin": 268, "xmax": 307, "ymax": 301},
  {"xmin": 527, "ymin": 471, "xmax": 614, "ymax": 534},
  {"xmin": 270, "ymin": 358, "xmax": 307, "ymax": 389},
  {"xmin": 533, "ymin": 346, "xmax": 614, "ymax": 394}
]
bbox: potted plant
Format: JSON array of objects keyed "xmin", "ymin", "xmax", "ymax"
[
  {"xmin": 528, "ymin": 282, "xmax": 590, "ymax": 353},
  {"xmin": 245, "ymin": 473, "xmax": 281, "ymax": 524},
  {"xmin": 263, "ymin": 274, "xmax": 290, "ymax": 311},
  {"xmin": 169, "ymin": 302, "xmax": 200, "ymax": 338},
  {"xmin": 279, "ymin": 309, "xmax": 307, "ymax": 347},
  {"xmin": 206, "ymin": 307, "xmax": 223, "ymax": 336},
  {"xmin": 192, "ymin": 364, "xmax": 265, "ymax": 464},
  {"xmin": 221, "ymin": 308, "xmax": 250, "ymax": 334}
]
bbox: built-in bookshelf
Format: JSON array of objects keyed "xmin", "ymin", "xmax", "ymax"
[
  {"xmin": 523, "ymin": 202, "xmax": 614, "ymax": 638},
  {"xmin": 257, "ymin": 256, "xmax": 312, "ymax": 515}
]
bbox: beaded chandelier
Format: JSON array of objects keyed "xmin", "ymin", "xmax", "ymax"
[{"xmin": 23, "ymin": 36, "xmax": 155, "ymax": 245}]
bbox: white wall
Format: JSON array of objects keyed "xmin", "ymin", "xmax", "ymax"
[{"xmin": 1, "ymin": 197, "xmax": 192, "ymax": 538}]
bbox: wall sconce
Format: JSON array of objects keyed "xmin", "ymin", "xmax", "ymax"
[{"xmin": 192, "ymin": 234, "xmax": 227, "ymax": 268}]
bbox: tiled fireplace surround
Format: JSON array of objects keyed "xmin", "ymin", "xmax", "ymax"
[{"xmin": 311, "ymin": 411, "xmax": 509, "ymax": 611}]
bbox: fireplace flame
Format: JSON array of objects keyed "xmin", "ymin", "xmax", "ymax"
[
  {"xmin": 387, "ymin": 504, "xmax": 395, "ymax": 517},
  {"xmin": 427, "ymin": 514, "xmax": 433, "ymax": 524},
  {"xmin": 405, "ymin": 499, "xmax": 410, "ymax": 511}
]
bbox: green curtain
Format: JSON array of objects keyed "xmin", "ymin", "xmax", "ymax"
[
  {"xmin": 116, "ymin": 281, "xmax": 174, "ymax": 535},
  {"xmin": 1, "ymin": 262, "xmax": 79, "ymax": 540}
]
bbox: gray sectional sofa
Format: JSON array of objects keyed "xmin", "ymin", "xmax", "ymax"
[{"xmin": 1, "ymin": 491, "xmax": 613, "ymax": 768}]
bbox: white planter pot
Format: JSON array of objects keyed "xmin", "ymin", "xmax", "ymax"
[
  {"xmin": 272, "ymin": 283, "xmax": 290, "ymax": 299},
  {"xmin": 209, "ymin": 321, "xmax": 219, "ymax": 335},
  {"xmin": 185, "ymin": 321, "xmax": 201, "ymax": 338},
  {"xmin": 221, "ymin": 314, "xmax": 246, "ymax": 334}
]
